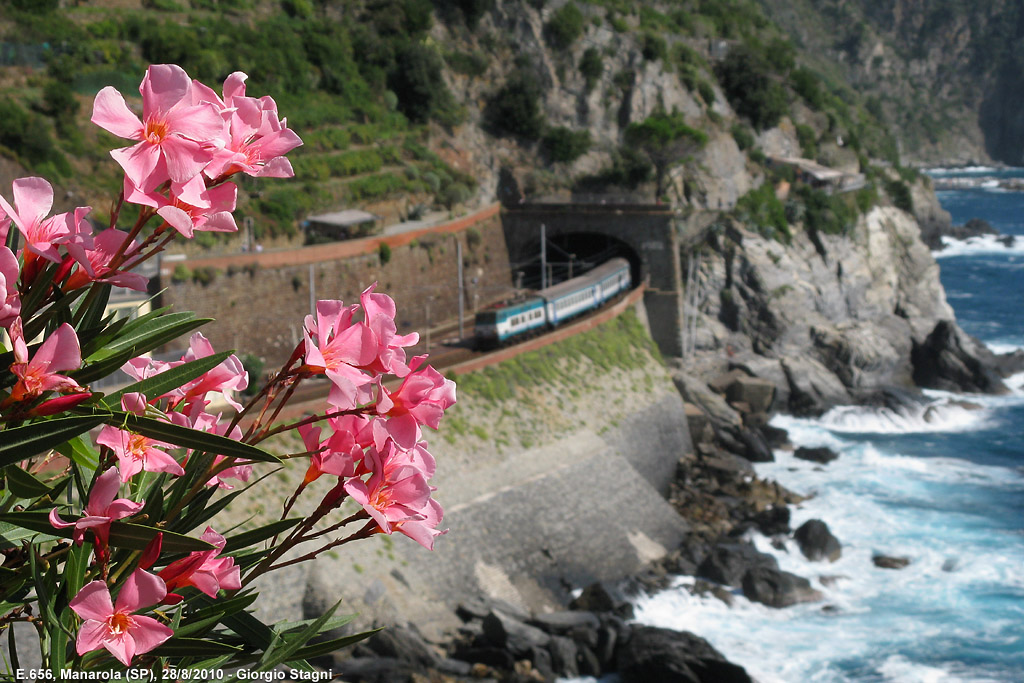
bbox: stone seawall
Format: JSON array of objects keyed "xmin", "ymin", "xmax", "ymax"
[
  {"xmin": 246, "ymin": 302, "xmax": 694, "ymax": 639},
  {"xmin": 157, "ymin": 205, "xmax": 510, "ymax": 364}
]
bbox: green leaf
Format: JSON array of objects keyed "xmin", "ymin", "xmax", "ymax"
[
  {"xmin": 96, "ymin": 411, "xmax": 280, "ymax": 463},
  {"xmin": 258, "ymin": 599, "xmax": 343, "ymax": 671},
  {"xmin": 0, "ymin": 416, "xmax": 105, "ymax": 465},
  {"xmin": 54, "ymin": 434, "xmax": 99, "ymax": 470},
  {"xmin": 291, "ymin": 628, "xmax": 381, "ymax": 660},
  {"xmin": 0, "ymin": 520, "xmax": 62, "ymax": 549},
  {"xmin": 3, "ymin": 465, "xmax": 55, "ymax": 499},
  {"xmin": 0, "ymin": 512, "xmax": 214, "ymax": 553},
  {"xmin": 76, "ymin": 313, "xmax": 210, "ymax": 383},
  {"xmin": 223, "ymin": 518, "xmax": 303, "ymax": 554},
  {"xmin": 75, "ymin": 283, "xmax": 112, "ymax": 333},
  {"xmin": 150, "ymin": 638, "xmax": 242, "ymax": 658},
  {"xmin": 108, "ymin": 522, "xmax": 215, "ymax": 553},
  {"xmin": 106, "ymin": 350, "xmax": 233, "ymax": 406},
  {"xmin": 274, "ymin": 612, "xmax": 358, "ymax": 635}
]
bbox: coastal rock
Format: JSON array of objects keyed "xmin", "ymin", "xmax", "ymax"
[
  {"xmin": 725, "ymin": 375, "xmax": 776, "ymax": 414},
  {"xmin": 752, "ymin": 505, "xmax": 791, "ymax": 536},
  {"xmin": 741, "ymin": 566, "xmax": 824, "ymax": 608},
  {"xmin": 570, "ymin": 582, "xmax": 634, "ymax": 619},
  {"xmin": 616, "ymin": 626, "xmax": 753, "ymax": 683},
  {"xmin": 781, "ymin": 356, "xmax": 852, "ymax": 416},
  {"xmin": 529, "ymin": 610, "xmax": 600, "ymax": 635},
  {"xmin": 912, "ymin": 320, "xmax": 1008, "ymax": 394},
  {"xmin": 794, "ymin": 446, "xmax": 840, "ymax": 464},
  {"xmin": 696, "ymin": 543, "xmax": 779, "ymax": 587},
  {"xmin": 482, "ymin": 610, "xmax": 551, "ymax": 656},
  {"xmin": 356, "ymin": 624, "xmax": 439, "ymax": 668},
  {"xmin": 873, "ymin": 554, "xmax": 912, "ymax": 570},
  {"xmin": 793, "ymin": 520, "xmax": 842, "ymax": 562}
]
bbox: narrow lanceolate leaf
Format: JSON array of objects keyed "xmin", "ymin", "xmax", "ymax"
[
  {"xmin": 95, "ymin": 411, "xmax": 280, "ymax": 463},
  {"xmin": 75, "ymin": 313, "xmax": 211, "ymax": 383},
  {"xmin": 257, "ymin": 599, "xmax": 343, "ymax": 671},
  {"xmin": 150, "ymin": 639, "xmax": 242, "ymax": 658},
  {"xmin": 0, "ymin": 520, "xmax": 62, "ymax": 549},
  {"xmin": 290, "ymin": 628, "xmax": 382, "ymax": 661},
  {"xmin": 108, "ymin": 522, "xmax": 215, "ymax": 553},
  {"xmin": 0, "ymin": 512, "xmax": 215, "ymax": 553},
  {"xmin": 0, "ymin": 416, "xmax": 105, "ymax": 465},
  {"xmin": 75, "ymin": 283, "xmax": 112, "ymax": 334},
  {"xmin": 4, "ymin": 465, "xmax": 56, "ymax": 499},
  {"xmin": 223, "ymin": 519, "xmax": 303, "ymax": 554},
  {"xmin": 106, "ymin": 350, "xmax": 233, "ymax": 406}
]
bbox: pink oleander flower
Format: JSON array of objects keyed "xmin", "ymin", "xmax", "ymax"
[
  {"xmin": 298, "ymin": 422, "xmax": 360, "ymax": 486},
  {"xmin": 0, "ymin": 177, "xmax": 92, "ymax": 264},
  {"xmin": 345, "ymin": 442, "xmax": 434, "ymax": 538},
  {"xmin": 193, "ymin": 72, "xmax": 302, "ymax": 180},
  {"xmin": 176, "ymin": 332, "xmax": 248, "ymax": 411},
  {"xmin": 375, "ymin": 357, "xmax": 456, "ymax": 449},
  {"xmin": 6, "ymin": 318, "xmax": 84, "ymax": 404},
  {"xmin": 92, "ymin": 64, "xmax": 224, "ymax": 195},
  {"xmin": 359, "ymin": 284, "xmax": 419, "ymax": 377},
  {"xmin": 65, "ymin": 228, "xmax": 149, "ymax": 292},
  {"xmin": 124, "ymin": 177, "xmax": 238, "ymax": 238},
  {"xmin": 49, "ymin": 468, "xmax": 143, "ymax": 547},
  {"xmin": 393, "ymin": 498, "xmax": 447, "ymax": 550},
  {"xmin": 97, "ymin": 425, "xmax": 184, "ymax": 483},
  {"xmin": 96, "ymin": 398, "xmax": 183, "ymax": 482},
  {"xmin": 303, "ymin": 299, "xmax": 376, "ymax": 409},
  {"xmin": 186, "ymin": 411, "xmax": 252, "ymax": 488},
  {"xmin": 0, "ymin": 246, "xmax": 20, "ymax": 328},
  {"xmin": 158, "ymin": 527, "xmax": 241, "ymax": 598},
  {"xmin": 70, "ymin": 569, "xmax": 173, "ymax": 667}
]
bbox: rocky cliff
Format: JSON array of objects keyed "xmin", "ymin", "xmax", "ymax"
[{"xmin": 680, "ymin": 201, "xmax": 1009, "ymax": 420}]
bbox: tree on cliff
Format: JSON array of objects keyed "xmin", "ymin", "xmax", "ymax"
[{"xmin": 625, "ymin": 110, "xmax": 708, "ymax": 201}]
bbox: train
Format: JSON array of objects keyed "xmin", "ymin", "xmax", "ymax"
[{"xmin": 474, "ymin": 257, "xmax": 632, "ymax": 348}]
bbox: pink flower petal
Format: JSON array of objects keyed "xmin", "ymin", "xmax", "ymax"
[
  {"xmin": 127, "ymin": 614, "xmax": 173, "ymax": 656},
  {"xmin": 140, "ymin": 64, "xmax": 190, "ymax": 121},
  {"xmin": 159, "ymin": 136, "xmax": 210, "ymax": 184},
  {"xmin": 111, "ymin": 142, "xmax": 165, "ymax": 193},
  {"xmin": 114, "ymin": 569, "xmax": 166, "ymax": 613},
  {"xmin": 70, "ymin": 581, "xmax": 114, "ymax": 621},
  {"xmin": 76, "ymin": 619, "xmax": 111, "ymax": 656},
  {"xmin": 11, "ymin": 177, "xmax": 53, "ymax": 226},
  {"xmin": 87, "ymin": 469, "xmax": 122, "ymax": 514},
  {"xmin": 92, "ymin": 87, "xmax": 143, "ymax": 139}
]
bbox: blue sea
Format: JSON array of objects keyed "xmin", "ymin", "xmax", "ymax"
[{"xmin": 593, "ymin": 169, "xmax": 1024, "ymax": 682}]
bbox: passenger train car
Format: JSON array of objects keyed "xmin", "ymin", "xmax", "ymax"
[{"xmin": 474, "ymin": 258, "xmax": 632, "ymax": 348}]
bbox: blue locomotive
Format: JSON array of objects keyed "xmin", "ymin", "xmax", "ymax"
[{"xmin": 474, "ymin": 258, "xmax": 632, "ymax": 347}]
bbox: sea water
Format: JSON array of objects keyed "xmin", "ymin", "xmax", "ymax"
[{"xmin": 618, "ymin": 170, "xmax": 1024, "ymax": 682}]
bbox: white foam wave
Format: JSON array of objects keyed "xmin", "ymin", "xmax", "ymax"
[
  {"xmin": 934, "ymin": 234, "xmax": 1024, "ymax": 258},
  {"xmin": 925, "ymin": 166, "xmax": 1004, "ymax": 175},
  {"xmin": 986, "ymin": 342, "xmax": 1024, "ymax": 355},
  {"xmin": 877, "ymin": 655, "xmax": 962, "ymax": 683},
  {"xmin": 816, "ymin": 400, "xmax": 987, "ymax": 434}
]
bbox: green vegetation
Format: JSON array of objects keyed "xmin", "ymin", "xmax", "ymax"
[
  {"xmin": 716, "ymin": 45, "xmax": 788, "ymax": 130},
  {"xmin": 485, "ymin": 63, "xmax": 546, "ymax": 139},
  {"xmin": 795, "ymin": 185, "xmax": 857, "ymax": 236},
  {"xmin": 456, "ymin": 309, "xmax": 662, "ymax": 406},
  {"xmin": 541, "ymin": 126, "xmax": 592, "ymax": 163},
  {"xmin": 545, "ymin": 2, "xmax": 585, "ymax": 49},
  {"xmin": 736, "ymin": 183, "xmax": 790, "ymax": 242},
  {"xmin": 885, "ymin": 178, "xmax": 915, "ymax": 213},
  {"xmin": 624, "ymin": 110, "xmax": 708, "ymax": 199},
  {"xmin": 579, "ymin": 47, "xmax": 603, "ymax": 92}
]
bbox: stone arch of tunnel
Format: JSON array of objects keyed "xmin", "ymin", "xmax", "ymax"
[
  {"xmin": 513, "ymin": 231, "xmax": 643, "ymax": 292},
  {"xmin": 501, "ymin": 204, "xmax": 685, "ymax": 356}
]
